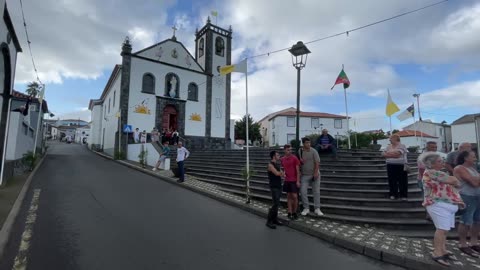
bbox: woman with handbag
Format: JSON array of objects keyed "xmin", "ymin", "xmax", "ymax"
[{"xmin": 381, "ymin": 134, "xmax": 409, "ymax": 200}]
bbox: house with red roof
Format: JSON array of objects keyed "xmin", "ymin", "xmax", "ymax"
[{"xmin": 258, "ymin": 107, "xmax": 349, "ymax": 147}]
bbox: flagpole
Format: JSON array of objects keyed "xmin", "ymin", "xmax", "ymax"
[
  {"xmin": 354, "ymin": 119, "xmax": 358, "ymax": 148},
  {"xmin": 245, "ymin": 59, "xmax": 251, "ymax": 204},
  {"xmin": 343, "ymin": 86, "xmax": 351, "ymax": 149},
  {"xmin": 33, "ymin": 84, "xmax": 45, "ymax": 156},
  {"xmin": 389, "ymin": 116, "xmax": 392, "ymax": 134}
]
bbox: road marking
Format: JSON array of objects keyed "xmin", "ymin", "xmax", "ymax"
[{"xmin": 12, "ymin": 189, "xmax": 41, "ymax": 270}]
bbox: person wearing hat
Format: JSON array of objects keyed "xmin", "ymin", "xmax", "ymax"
[{"xmin": 315, "ymin": 129, "xmax": 337, "ymax": 160}]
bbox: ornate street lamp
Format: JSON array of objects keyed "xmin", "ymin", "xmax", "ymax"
[{"xmin": 289, "ymin": 41, "xmax": 311, "ymax": 152}]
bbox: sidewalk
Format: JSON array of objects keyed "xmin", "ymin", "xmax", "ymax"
[
  {"xmin": 95, "ymin": 151, "xmax": 480, "ymax": 270},
  {"xmin": 0, "ymin": 173, "xmax": 29, "ymax": 229}
]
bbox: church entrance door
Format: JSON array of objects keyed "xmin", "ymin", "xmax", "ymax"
[{"xmin": 162, "ymin": 105, "xmax": 177, "ymax": 131}]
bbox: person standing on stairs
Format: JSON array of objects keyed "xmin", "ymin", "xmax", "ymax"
[
  {"xmin": 382, "ymin": 134, "xmax": 408, "ymax": 200},
  {"xmin": 266, "ymin": 150, "xmax": 285, "ymax": 229},
  {"xmin": 281, "ymin": 144, "xmax": 301, "ymax": 220},
  {"xmin": 299, "ymin": 137, "xmax": 324, "ymax": 217},
  {"xmin": 176, "ymin": 141, "xmax": 190, "ymax": 183},
  {"xmin": 151, "ymin": 127, "xmax": 160, "ymax": 143},
  {"xmin": 453, "ymin": 150, "xmax": 480, "ymax": 258}
]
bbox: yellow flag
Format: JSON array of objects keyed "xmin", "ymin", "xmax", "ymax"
[
  {"xmin": 219, "ymin": 59, "xmax": 247, "ymax": 75},
  {"xmin": 385, "ymin": 89, "xmax": 400, "ymax": 117}
]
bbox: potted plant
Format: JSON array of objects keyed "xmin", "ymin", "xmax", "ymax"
[
  {"xmin": 22, "ymin": 151, "xmax": 38, "ymax": 171},
  {"xmin": 138, "ymin": 148, "xmax": 148, "ymax": 168}
]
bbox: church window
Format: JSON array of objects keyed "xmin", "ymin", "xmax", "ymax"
[
  {"xmin": 142, "ymin": 73, "xmax": 155, "ymax": 94},
  {"xmin": 188, "ymin": 83, "xmax": 198, "ymax": 101},
  {"xmin": 215, "ymin": 37, "xmax": 224, "ymax": 57},
  {"xmin": 164, "ymin": 73, "xmax": 180, "ymax": 98},
  {"xmin": 199, "ymin": 38, "xmax": 204, "ymax": 57}
]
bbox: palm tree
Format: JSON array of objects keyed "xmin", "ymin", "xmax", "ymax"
[{"xmin": 25, "ymin": 81, "xmax": 40, "ymax": 97}]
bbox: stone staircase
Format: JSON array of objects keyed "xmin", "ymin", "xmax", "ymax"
[{"xmin": 172, "ymin": 148, "xmax": 434, "ymax": 234}]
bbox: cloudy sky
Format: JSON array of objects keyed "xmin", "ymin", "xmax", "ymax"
[{"xmin": 7, "ymin": 0, "xmax": 480, "ymax": 132}]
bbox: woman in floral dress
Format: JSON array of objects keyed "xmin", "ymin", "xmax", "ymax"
[{"xmin": 422, "ymin": 153, "xmax": 464, "ymax": 266}]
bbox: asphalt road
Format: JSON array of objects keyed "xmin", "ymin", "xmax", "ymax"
[{"xmin": 0, "ymin": 142, "xmax": 403, "ymax": 270}]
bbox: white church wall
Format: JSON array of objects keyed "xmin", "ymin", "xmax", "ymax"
[
  {"xmin": 101, "ymin": 75, "xmax": 121, "ymax": 156},
  {"xmin": 128, "ymin": 57, "xmax": 207, "ymax": 136},
  {"xmin": 127, "ymin": 143, "xmax": 164, "ymax": 168},
  {"xmin": 209, "ymin": 32, "xmax": 228, "ymax": 138},
  {"xmin": 136, "ymin": 41, "xmax": 203, "ymax": 72}
]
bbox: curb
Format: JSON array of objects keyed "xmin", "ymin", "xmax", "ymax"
[
  {"xmin": 0, "ymin": 154, "xmax": 47, "ymax": 261},
  {"xmin": 92, "ymin": 150, "xmax": 453, "ymax": 270}
]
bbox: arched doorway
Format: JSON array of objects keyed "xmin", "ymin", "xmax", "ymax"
[{"xmin": 162, "ymin": 105, "xmax": 177, "ymax": 131}]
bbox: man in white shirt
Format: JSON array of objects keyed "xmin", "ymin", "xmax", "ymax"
[{"xmin": 176, "ymin": 142, "xmax": 190, "ymax": 183}]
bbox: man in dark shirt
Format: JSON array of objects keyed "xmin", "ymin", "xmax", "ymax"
[
  {"xmin": 446, "ymin": 142, "xmax": 471, "ymax": 175},
  {"xmin": 315, "ymin": 129, "xmax": 337, "ymax": 159},
  {"xmin": 266, "ymin": 150, "xmax": 284, "ymax": 229}
]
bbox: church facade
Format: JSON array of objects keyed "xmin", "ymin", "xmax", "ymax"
[{"xmin": 89, "ymin": 19, "xmax": 233, "ymax": 156}]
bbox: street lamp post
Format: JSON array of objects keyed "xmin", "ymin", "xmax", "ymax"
[{"xmin": 289, "ymin": 41, "xmax": 311, "ymax": 153}]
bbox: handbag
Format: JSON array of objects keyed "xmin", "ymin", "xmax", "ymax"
[{"xmin": 403, "ymin": 164, "xmax": 411, "ymax": 172}]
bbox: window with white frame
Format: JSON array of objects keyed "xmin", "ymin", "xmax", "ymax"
[
  {"xmin": 311, "ymin": 118, "xmax": 319, "ymax": 128},
  {"xmin": 287, "ymin": 134, "xmax": 296, "ymax": 144},
  {"xmin": 287, "ymin": 117, "xmax": 295, "ymax": 127},
  {"xmin": 272, "ymin": 119, "xmax": 275, "ymax": 129},
  {"xmin": 334, "ymin": 119, "xmax": 342, "ymax": 129},
  {"xmin": 272, "ymin": 132, "xmax": 276, "ymax": 145}
]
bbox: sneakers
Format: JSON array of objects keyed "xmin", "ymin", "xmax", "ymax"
[
  {"xmin": 287, "ymin": 213, "xmax": 294, "ymax": 220},
  {"xmin": 314, "ymin": 208, "xmax": 324, "ymax": 216},
  {"xmin": 301, "ymin": 209, "xmax": 310, "ymax": 216},
  {"xmin": 152, "ymin": 168, "xmax": 157, "ymax": 171},
  {"xmin": 389, "ymin": 196, "xmax": 396, "ymax": 200}
]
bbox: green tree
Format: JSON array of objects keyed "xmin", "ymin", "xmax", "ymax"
[
  {"xmin": 25, "ymin": 81, "xmax": 40, "ymax": 97},
  {"xmin": 234, "ymin": 114, "xmax": 262, "ymax": 143}
]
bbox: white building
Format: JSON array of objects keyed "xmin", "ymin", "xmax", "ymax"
[
  {"xmin": 75, "ymin": 125, "xmax": 90, "ymax": 144},
  {"xmin": 89, "ymin": 18, "xmax": 233, "ymax": 157},
  {"xmin": 450, "ymin": 113, "xmax": 480, "ymax": 150},
  {"xmin": 0, "ymin": 3, "xmax": 22, "ymax": 183},
  {"xmin": 377, "ymin": 130, "xmax": 439, "ymax": 151},
  {"xmin": 402, "ymin": 119, "xmax": 451, "ymax": 152},
  {"xmin": 259, "ymin": 107, "xmax": 349, "ymax": 147}
]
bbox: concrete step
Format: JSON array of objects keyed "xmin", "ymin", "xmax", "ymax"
[
  {"xmin": 185, "ymin": 167, "xmax": 419, "ymax": 183},
  {"xmin": 215, "ymin": 186, "xmax": 432, "ymax": 231},
  {"xmin": 186, "ymin": 157, "xmax": 416, "ymax": 167},
  {"xmin": 187, "ymin": 171, "xmax": 422, "ymax": 198},
  {"xmin": 185, "ymin": 162, "xmax": 417, "ymax": 176}
]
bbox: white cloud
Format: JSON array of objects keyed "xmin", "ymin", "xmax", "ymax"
[{"xmin": 6, "ymin": 0, "xmax": 480, "ymax": 127}]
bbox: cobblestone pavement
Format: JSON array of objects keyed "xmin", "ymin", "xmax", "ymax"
[{"xmin": 117, "ymin": 157, "xmax": 480, "ymax": 270}]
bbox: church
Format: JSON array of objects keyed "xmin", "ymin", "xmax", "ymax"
[{"xmin": 89, "ymin": 18, "xmax": 233, "ymax": 157}]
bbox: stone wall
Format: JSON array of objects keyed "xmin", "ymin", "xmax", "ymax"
[{"xmin": 183, "ymin": 136, "xmax": 231, "ymax": 150}]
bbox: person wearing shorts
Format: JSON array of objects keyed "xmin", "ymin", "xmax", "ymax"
[
  {"xmin": 152, "ymin": 141, "xmax": 170, "ymax": 171},
  {"xmin": 280, "ymin": 144, "xmax": 300, "ymax": 220},
  {"xmin": 454, "ymin": 150, "xmax": 480, "ymax": 257},
  {"xmin": 422, "ymin": 153, "xmax": 464, "ymax": 266}
]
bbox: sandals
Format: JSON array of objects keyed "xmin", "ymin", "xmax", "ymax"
[
  {"xmin": 459, "ymin": 246, "xmax": 480, "ymax": 258},
  {"xmin": 432, "ymin": 255, "xmax": 450, "ymax": 267}
]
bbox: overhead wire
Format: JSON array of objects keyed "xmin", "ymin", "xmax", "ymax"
[
  {"xmin": 19, "ymin": 0, "xmax": 42, "ymax": 84},
  {"xmin": 246, "ymin": 0, "xmax": 449, "ymax": 60}
]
